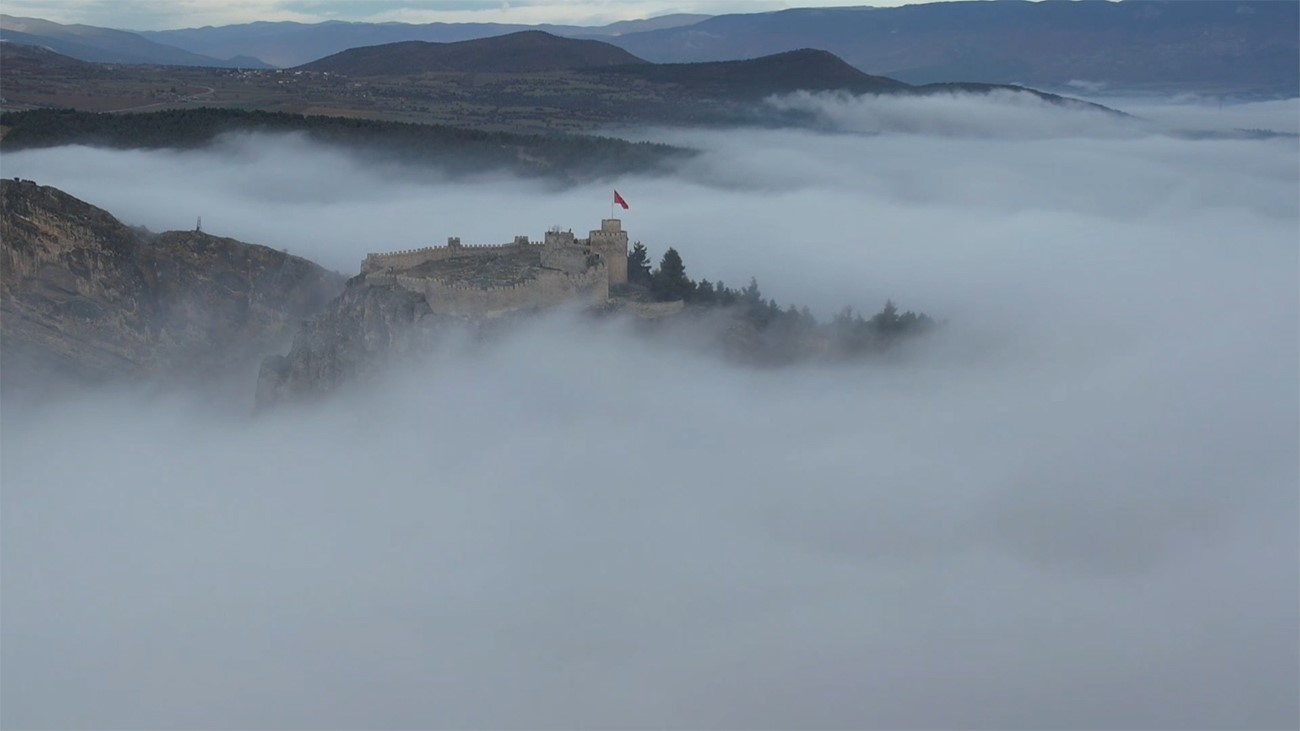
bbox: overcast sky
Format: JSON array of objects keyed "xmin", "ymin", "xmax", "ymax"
[
  {"xmin": 0, "ymin": 0, "xmax": 958, "ymax": 29},
  {"xmin": 2, "ymin": 91, "xmax": 1297, "ymax": 729}
]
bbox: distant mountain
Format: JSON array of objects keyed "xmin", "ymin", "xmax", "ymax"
[
  {"xmin": 0, "ymin": 41, "xmax": 1122, "ymax": 131},
  {"xmin": 0, "ymin": 40, "xmax": 99, "ymax": 73},
  {"xmin": 144, "ymin": 20, "xmax": 531, "ymax": 69},
  {"xmin": 140, "ymin": 15, "xmax": 708, "ymax": 69},
  {"xmin": 297, "ymin": 31, "xmax": 647, "ymax": 75},
  {"xmin": 0, "ymin": 14, "xmax": 272, "ymax": 68},
  {"xmin": 8, "ymin": 3, "xmax": 1295, "ymax": 93},
  {"xmin": 592, "ymin": 48, "xmax": 907, "ymax": 97},
  {"xmin": 579, "ymin": 15, "xmax": 711, "ymax": 37},
  {"xmin": 608, "ymin": 1, "xmax": 1300, "ymax": 96}
]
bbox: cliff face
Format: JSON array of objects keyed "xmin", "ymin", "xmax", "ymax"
[
  {"xmin": 0, "ymin": 179, "xmax": 345, "ymax": 385},
  {"xmin": 255, "ymin": 277, "xmax": 467, "ymax": 409},
  {"xmin": 252, "ymin": 278, "xmax": 830, "ymax": 410}
]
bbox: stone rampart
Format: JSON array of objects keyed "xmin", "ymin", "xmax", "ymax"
[
  {"xmin": 392, "ymin": 263, "xmax": 608, "ymax": 317},
  {"xmin": 544, "ymin": 230, "xmax": 577, "ymax": 247},
  {"xmin": 540, "ymin": 243, "xmax": 595, "ymax": 273},
  {"xmin": 622, "ymin": 300, "xmax": 686, "ymax": 318},
  {"xmin": 363, "ymin": 241, "xmax": 544, "ymax": 273},
  {"xmin": 362, "ymin": 219, "xmax": 628, "ymax": 287}
]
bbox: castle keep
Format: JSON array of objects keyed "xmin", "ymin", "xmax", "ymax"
[{"xmin": 361, "ymin": 219, "xmax": 629, "ymax": 317}]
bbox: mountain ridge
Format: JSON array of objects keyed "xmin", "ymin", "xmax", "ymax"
[
  {"xmin": 138, "ymin": 15, "xmax": 709, "ymax": 68},
  {"xmin": 3, "ymin": 3, "xmax": 1293, "ymax": 94},
  {"xmin": 591, "ymin": 48, "xmax": 908, "ymax": 96},
  {"xmin": 608, "ymin": 1, "xmax": 1300, "ymax": 95},
  {"xmin": 297, "ymin": 31, "xmax": 648, "ymax": 75},
  {"xmin": 0, "ymin": 14, "xmax": 272, "ymax": 68},
  {"xmin": 0, "ymin": 43, "xmax": 1126, "ymax": 132}
]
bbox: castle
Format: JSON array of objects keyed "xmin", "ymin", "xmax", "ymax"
[{"xmin": 361, "ymin": 219, "xmax": 629, "ymax": 317}]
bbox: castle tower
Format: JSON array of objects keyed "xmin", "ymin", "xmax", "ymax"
[{"xmin": 588, "ymin": 219, "xmax": 628, "ymax": 285}]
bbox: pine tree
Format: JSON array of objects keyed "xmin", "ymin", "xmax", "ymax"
[
  {"xmin": 870, "ymin": 299, "xmax": 900, "ymax": 333},
  {"xmin": 696, "ymin": 279, "xmax": 717, "ymax": 304},
  {"xmin": 651, "ymin": 247, "xmax": 692, "ymax": 301},
  {"xmin": 627, "ymin": 241, "xmax": 653, "ymax": 286}
]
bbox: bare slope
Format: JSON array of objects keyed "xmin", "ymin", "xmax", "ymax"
[
  {"xmin": 0, "ymin": 41, "xmax": 98, "ymax": 73},
  {"xmin": 0, "ymin": 179, "xmax": 343, "ymax": 383},
  {"xmin": 297, "ymin": 30, "xmax": 647, "ymax": 75}
]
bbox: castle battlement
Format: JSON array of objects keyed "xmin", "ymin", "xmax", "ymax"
[
  {"xmin": 362, "ymin": 219, "xmax": 626, "ymax": 317},
  {"xmin": 362, "ymin": 220, "xmax": 628, "ymax": 283}
]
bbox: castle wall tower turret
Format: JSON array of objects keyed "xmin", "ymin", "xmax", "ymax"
[{"xmin": 588, "ymin": 218, "xmax": 628, "ymax": 285}]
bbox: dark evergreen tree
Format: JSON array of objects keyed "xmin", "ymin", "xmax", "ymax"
[
  {"xmin": 695, "ymin": 279, "xmax": 717, "ymax": 304},
  {"xmin": 870, "ymin": 299, "xmax": 901, "ymax": 334},
  {"xmin": 651, "ymin": 247, "xmax": 692, "ymax": 301},
  {"xmin": 715, "ymin": 280, "xmax": 737, "ymax": 306},
  {"xmin": 627, "ymin": 241, "xmax": 653, "ymax": 286}
]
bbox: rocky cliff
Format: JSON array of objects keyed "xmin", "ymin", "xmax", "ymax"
[
  {"xmin": 255, "ymin": 276, "xmax": 468, "ymax": 408},
  {"xmin": 251, "ymin": 272, "xmax": 937, "ymax": 409},
  {"xmin": 0, "ymin": 179, "xmax": 345, "ymax": 388}
]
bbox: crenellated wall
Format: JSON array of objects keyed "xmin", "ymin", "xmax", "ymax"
[
  {"xmin": 362, "ymin": 240, "xmax": 542, "ymax": 273},
  {"xmin": 362, "ymin": 220, "xmax": 628, "ymax": 310},
  {"xmin": 544, "ymin": 230, "xmax": 577, "ymax": 247}
]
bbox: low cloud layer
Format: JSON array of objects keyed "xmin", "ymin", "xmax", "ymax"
[
  {"xmin": 1087, "ymin": 95, "xmax": 1300, "ymax": 135},
  {"xmin": 766, "ymin": 88, "xmax": 1144, "ymax": 139},
  {"xmin": 3, "ymin": 93, "xmax": 1297, "ymax": 729}
]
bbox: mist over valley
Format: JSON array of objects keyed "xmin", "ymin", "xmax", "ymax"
[{"xmin": 1, "ymin": 18, "xmax": 1298, "ymax": 731}]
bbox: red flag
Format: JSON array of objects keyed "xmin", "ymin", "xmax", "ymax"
[{"xmin": 614, "ymin": 190, "xmax": 629, "ymax": 210}]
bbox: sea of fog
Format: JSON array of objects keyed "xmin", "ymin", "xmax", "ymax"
[{"xmin": 2, "ymin": 92, "xmax": 1297, "ymax": 729}]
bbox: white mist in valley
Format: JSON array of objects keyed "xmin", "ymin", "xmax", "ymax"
[{"xmin": 2, "ymin": 92, "xmax": 1297, "ymax": 729}]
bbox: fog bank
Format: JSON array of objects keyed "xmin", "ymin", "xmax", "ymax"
[{"xmin": 2, "ymin": 93, "xmax": 1297, "ymax": 729}]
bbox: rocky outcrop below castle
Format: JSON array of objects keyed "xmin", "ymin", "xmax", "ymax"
[
  {"xmin": 253, "ymin": 271, "xmax": 936, "ymax": 410},
  {"xmin": 0, "ymin": 179, "xmax": 345, "ymax": 390},
  {"xmin": 253, "ymin": 275, "xmax": 628, "ymax": 409},
  {"xmin": 255, "ymin": 276, "xmax": 469, "ymax": 408}
]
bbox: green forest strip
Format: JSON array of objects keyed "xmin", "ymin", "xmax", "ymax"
[{"xmin": 0, "ymin": 107, "xmax": 693, "ymax": 179}]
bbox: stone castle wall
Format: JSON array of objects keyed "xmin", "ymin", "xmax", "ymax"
[
  {"xmin": 391, "ymin": 263, "xmax": 608, "ymax": 317},
  {"xmin": 362, "ymin": 240, "xmax": 539, "ymax": 274},
  {"xmin": 540, "ymin": 242, "xmax": 595, "ymax": 273},
  {"xmin": 589, "ymin": 220, "xmax": 628, "ymax": 285},
  {"xmin": 590, "ymin": 237, "xmax": 628, "ymax": 284},
  {"xmin": 363, "ymin": 221, "xmax": 628, "ymax": 283},
  {"xmin": 361, "ymin": 220, "xmax": 627, "ymax": 315}
]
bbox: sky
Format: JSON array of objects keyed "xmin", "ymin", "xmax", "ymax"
[
  {"xmin": 2, "ymin": 91, "xmax": 1297, "ymax": 729},
  {"xmin": 1, "ymin": 0, "xmax": 953, "ymax": 29}
]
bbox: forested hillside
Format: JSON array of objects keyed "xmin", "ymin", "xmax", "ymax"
[{"xmin": 0, "ymin": 108, "xmax": 691, "ymax": 179}]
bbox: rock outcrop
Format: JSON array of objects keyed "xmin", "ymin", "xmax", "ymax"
[
  {"xmin": 255, "ymin": 276, "xmax": 467, "ymax": 408},
  {"xmin": 251, "ymin": 274, "xmax": 934, "ymax": 409},
  {"xmin": 0, "ymin": 179, "xmax": 345, "ymax": 387}
]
